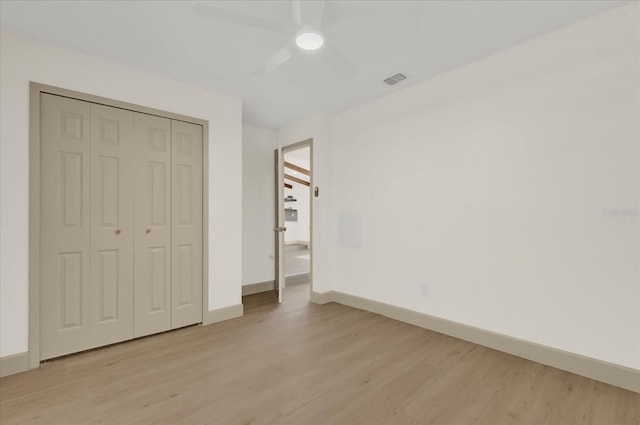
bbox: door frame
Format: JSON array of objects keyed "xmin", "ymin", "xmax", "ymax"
[
  {"xmin": 278, "ymin": 139, "xmax": 314, "ymax": 298},
  {"xmin": 28, "ymin": 82, "xmax": 210, "ymax": 369}
]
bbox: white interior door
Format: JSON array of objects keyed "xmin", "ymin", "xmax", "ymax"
[
  {"xmin": 133, "ymin": 112, "xmax": 172, "ymax": 337},
  {"xmin": 37, "ymin": 89, "xmax": 208, "ymax": 361},
  {"xmin": 274, "ymin": 148, "xmax": 285, "ymax": 303},
  {"xmin": 89, "ymin": 103, "xmax": 135, "ymax": 348},
  {"xmin": 171, "ymin": 120, "xmax": 203, "ymax": 328},
  {"xmin": 40, "ymin": 94, "xmax": 92, "ymax": 360}
]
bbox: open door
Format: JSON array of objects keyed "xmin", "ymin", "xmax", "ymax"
[{"xmin": 273, "ymin": 149, "xmax": 285, "ymax": 303}]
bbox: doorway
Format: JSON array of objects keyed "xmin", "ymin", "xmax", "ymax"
[
  {"xmin": 283, "ymin": 145, "xmax": 311, "ymax": 284},
  {"xmin": 274, "ymin": 140, "xmax": 313, "ymax": 303}
]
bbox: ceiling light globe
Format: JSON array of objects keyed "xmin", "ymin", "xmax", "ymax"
[{"xmin": 296, "ymin": 32, "xmax": 324, "ymax": 51}]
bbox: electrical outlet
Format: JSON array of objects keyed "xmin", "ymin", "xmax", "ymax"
[{"xmin": 420, "ymin": 284, "xmax": 430, "ymax": 297}]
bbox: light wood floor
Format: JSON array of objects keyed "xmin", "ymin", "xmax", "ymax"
[{"xmin": 1, "ymin": 284, "xmax": 638, "ymax": 425}]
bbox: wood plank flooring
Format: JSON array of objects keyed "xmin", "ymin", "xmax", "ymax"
[{"xmin": 1, "ymin": 283, "xmax": 638, "ymax": 425}]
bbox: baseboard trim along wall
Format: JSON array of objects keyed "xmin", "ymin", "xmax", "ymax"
[
  {"xmin": 202, "ymin": 304, "xmax": 244, "ymax": 326},
  {"xmin": 242, "ymin": 280, "xmax": 275, "ymax": 296},
  {"xmin": 0, "ymin": 352, "xmax": 30, "ymax": 378},
  {"xmin": 242, "ymin": 276, "xmax": 309, "ymax": 296},
  {"xmin": 310, "ymin": 290, "xmax": 640, "ymax": 393},
  {"xmin": 310, "ymin": 290, "xmax": 334, "ymax": 305},
  {"xmin": 284, "ymin": 241, "xmax": 310, "ymax": 247}
]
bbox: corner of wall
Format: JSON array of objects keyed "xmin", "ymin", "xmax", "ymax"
[
  {"xmin": 0, "ymin": 352, "xmax": 30, "ymax": 378},
  {"xmin": 202, "ymin": 304, "xmax": 244, "ymax": 326}
]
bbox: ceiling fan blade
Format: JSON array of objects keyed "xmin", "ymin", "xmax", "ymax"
[
  {"xmin": 192, "ymin": 1, "xmax": 287, "ymax": 34},
  {"xmin": 292, "ymin": 0, "xmax": 325, "ymax": 28},
  {"xmin": 320, "ymin": 43, "xmax": 357, "ymax": 79},
  {"xmin": 252, "ymin": 44, "xmax": 296, "ymax": 75}
]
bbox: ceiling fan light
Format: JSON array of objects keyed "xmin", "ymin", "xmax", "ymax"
[{"xmin": 296, "ymin": 32, "xmax": 324, "ymax": 51}]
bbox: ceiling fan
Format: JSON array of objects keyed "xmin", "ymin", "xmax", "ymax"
[{"xmin": 192, "ymin": 0, "xmax": 358, "ymax": 79}]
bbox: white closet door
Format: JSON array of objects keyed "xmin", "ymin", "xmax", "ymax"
[
  {"xmin": 39, "ymin": 92, "xmax": 206, "ymax": 359},
  {"xmin": 133, "ymin": 113, "xmax": 172, "ymax": 338},
  {"xmin": 40, "ymin": 94, "xmax": 92, "ymax": 360},
  {"xmin": 89, "ymin": 103, "xmax": 135, "ymax": 348},
  {"xmin": 171, "ymin": 120, "xmax": 203, "ymax": 328}
]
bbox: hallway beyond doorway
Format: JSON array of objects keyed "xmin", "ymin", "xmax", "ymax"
[{"xmin": 285, "ymin": 243, "xmax": 309, "ymax": 286}]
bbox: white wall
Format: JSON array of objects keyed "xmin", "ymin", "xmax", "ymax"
[
  {"xmin": 242, "ymin": 124, "xmax": 277, "ymax": 285},
  {"xmin": 0, "ymin": 31, "xmax": 243, "ymax": 357},
  {"xmin": 280, "ymin": 4, "xmax": 640, "ymax": 370}
]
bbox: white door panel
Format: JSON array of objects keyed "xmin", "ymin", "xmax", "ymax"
[
  {"xmin": 274, "ymin": 149, "xmax": 285, "ymax": 303},
  {"xmin": 40, "ymin": 94, "xmax": 92, "ymax": 359},
  {"xmin": 171, "ymin": 120, "xmax": 203, "ymax": 328},
  {"xmin": 89, "ymin": 103, "xmax": 134, "ymax": 348},
  {"xmin": 133, "ymin": 113, "xmax": 172, "ymax": 338}
]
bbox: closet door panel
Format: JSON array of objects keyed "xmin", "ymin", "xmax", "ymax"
[
  {"xmin": 171, "ymin": 121, "xmax": 203, "ymax": 328},
  {"xmin": 40, "ymin": 94, "xmax": 92, "ymax": 360},
  {"xmin": 90, "ymin": 104, "xmax": 134, "ymax": 347},
  {"xmin": 134, "ymin": 113, "xmax": 172, "ymax": 337}
]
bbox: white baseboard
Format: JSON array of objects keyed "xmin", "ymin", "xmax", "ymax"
[
  {"xmin": 310, "ymin": 290, "xmax": 334, "ymax": 305},
  {"xmin": 243, "ymin": 276, "xmax": 309, "ymax": 296},
  {"xmin": 0, "ymin": 351, "xmax": 29, "ymax": 378},
  {"xmin": 242, "ymin": 280, "xmax": 275, "ymax": 296},
  {"xmin": 310, "ymin": 290, "xmax": 640, "ymax": 393},
  {"xmin": 202, "ymin": 304, "xmax": 243, "ymax": 326},
  {"xmin": 284, "ymin": 241, "xmax": 309, "ymax": 247}
]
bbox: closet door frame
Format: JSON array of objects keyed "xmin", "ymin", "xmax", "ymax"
[{"xmin": 28, "ymin": 82, "xmax": 210, "ymax": 369}]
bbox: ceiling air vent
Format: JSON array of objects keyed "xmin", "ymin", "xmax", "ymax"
[{"xmin": 383, "ymin": 73, "xmax": 407, "ymax": 86}]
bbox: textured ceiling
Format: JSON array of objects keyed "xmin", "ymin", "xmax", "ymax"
[{"xmin": 0, "ymin": 0, "xmax": 629, "ymax": 128}]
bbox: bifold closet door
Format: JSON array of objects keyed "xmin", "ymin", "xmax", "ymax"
[
  {"xmin": 133, "ymin": 113, "xmax": 172, "ymax": 338},
  {"xmin": 89, "ymin": 103, "xmax": 135, "ymax": 348},
  {"xmin": 40, "ymin": 94, "xmax": 204, "ymax": 358},
  {"xmin": 171, "ymin": 121, "xmax": 203, "ymax": 328},
  {"xmin": 40, "ymin": 95, "xmax": 135, "ymax": 359},
  {"xmin": 40, "ymin": 94, "xmax": 92, "ymax": 360}
]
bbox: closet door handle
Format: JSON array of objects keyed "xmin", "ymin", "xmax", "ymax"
[
  {"xmin": 115, "ymin": 229, "xmax": 121, "ymax": 235},
  {"xmin": 145, "ymin": 228, "xmax": 151, "ymax": 234}
]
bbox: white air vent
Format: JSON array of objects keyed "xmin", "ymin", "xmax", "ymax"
[{"xmin": 383, "ymin": 73, "xmax": 407, "ymax": 86}]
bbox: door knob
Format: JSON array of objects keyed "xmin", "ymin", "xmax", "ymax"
[
  {"xmin": 273, "ymin": 226, "xmax": 287, "ymax": 232},
  {"xmin": 114, "ymin": 229, "xmax": 121, "ymax": 235},
  {"xmin": 145, "ymin": 228, "xmax": 151, "ymax": 234}
]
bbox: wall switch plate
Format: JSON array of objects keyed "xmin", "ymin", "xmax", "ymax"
[{"xmin": 420, "ymin": 284, "xmax": 430, "ymax": 297}]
